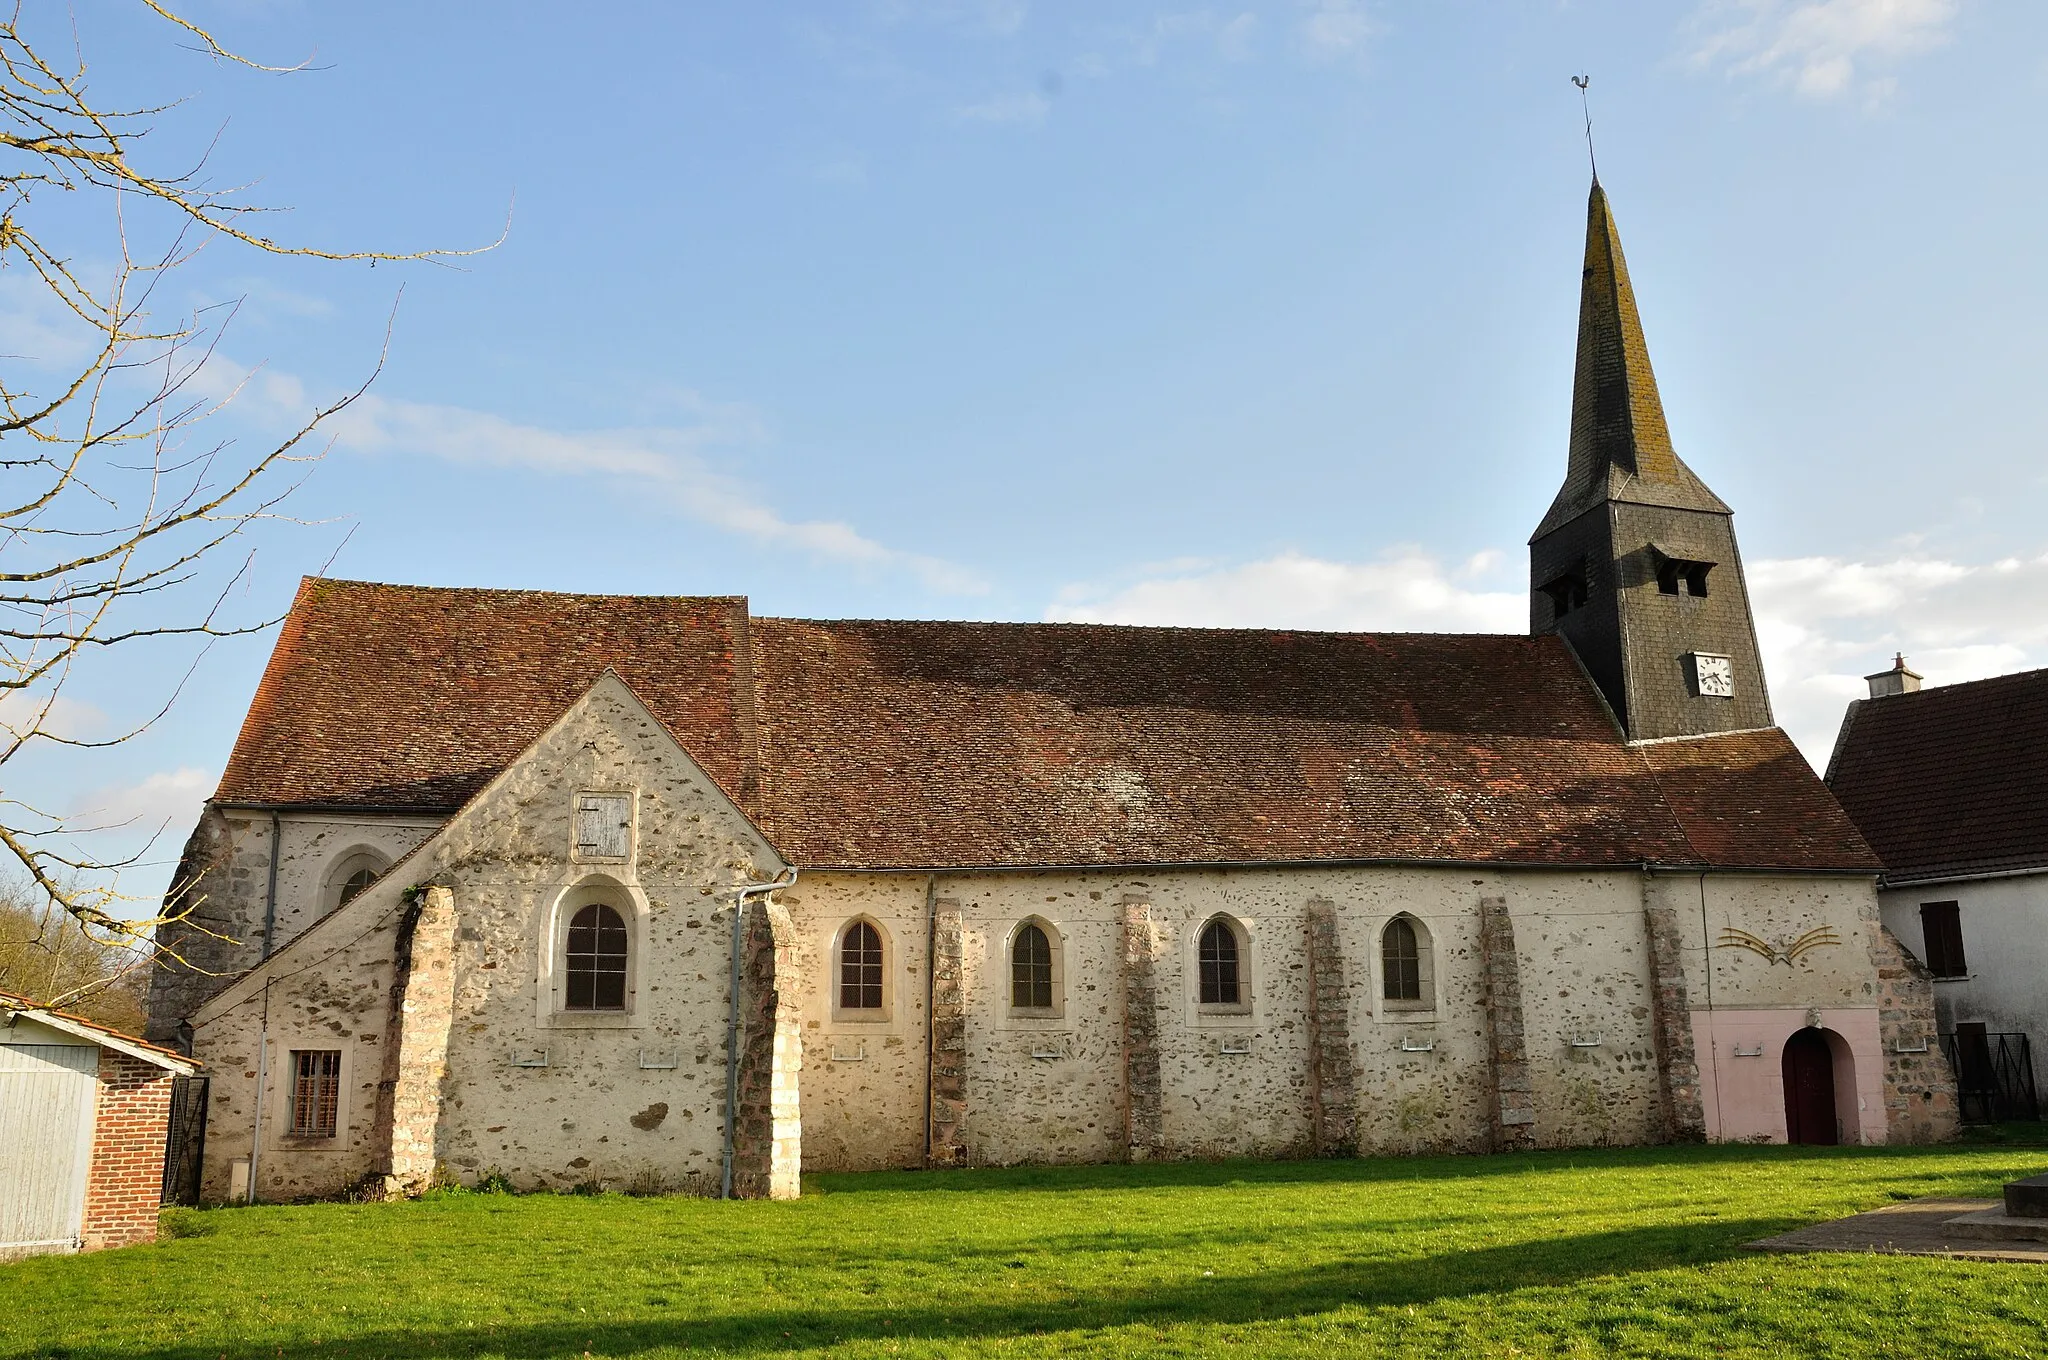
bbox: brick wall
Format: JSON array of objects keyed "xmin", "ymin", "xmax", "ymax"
[{"xmin": 81, "ymin": 1049, "xmax": 174, "ymax": 1251}]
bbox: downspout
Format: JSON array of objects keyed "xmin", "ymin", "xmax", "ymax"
[
  {"xmin": 721, "ymin": 866, "xmax": 799, "ymax": 1200},
  {"xmin": 260, "ymin": 810, "xmax": 282, "ymax": 961},
  {"xmin": 247, "ymin": 981, "xmax": 270, "ymax": 1204},
  {"xmin": 921, "ymin": 873, "xmax": 937, "ymax": 1161}
]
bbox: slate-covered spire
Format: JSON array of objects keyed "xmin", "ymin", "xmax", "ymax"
[{"xmin": 1532, "ymin": 181, "xmax": 1728, "ymax": 540}]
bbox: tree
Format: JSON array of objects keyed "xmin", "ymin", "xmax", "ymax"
[{"xmin": 0, "ymin": 5, "xmax": 486, "ymax": 997}]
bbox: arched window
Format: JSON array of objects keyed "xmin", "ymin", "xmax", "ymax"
[
  {"xmin": 1382, "ymin": 917, "xmax": 1421, "ymax": 1001},
  {"xmin": 565, "ymin": 903, "xmax": 629, "ymax": 1011},
  {"xmin": 322, "ymin": 849, "xmax": 392, "ymax": 916},
  {"xmin": 1198, "ymin": 918, "xmax": 1241, "ymax": 1006},
  {"xmin": 337, "ymin": 865, "xmax": 380, "ymax": 907},
  {"xmin": 839, "ymin": 920, "xmax": 884, "ymax": 1011},
  {"xmin": 1012, "ymin": 923, "xmax": 1053, "ymax": 1010}
]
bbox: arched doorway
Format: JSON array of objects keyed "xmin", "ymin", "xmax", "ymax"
[{"xmin": 1782, "ymin": 1028, "xmax": 1839, "ymax": 1145}]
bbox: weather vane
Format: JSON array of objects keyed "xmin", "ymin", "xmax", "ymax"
[{"xmin": 1571, "ymin": 74, "xmax": 1598, "ymax": 182}]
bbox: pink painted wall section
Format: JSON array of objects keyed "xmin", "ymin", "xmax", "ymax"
[{"xmin": 1692, "ymin": 1009, "xmax": 1886, "ymax": 1146}]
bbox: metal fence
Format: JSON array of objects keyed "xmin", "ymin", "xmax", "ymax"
[
  {"xmin": 160, "ymin": 1075, "xmax": 209, "ymax": 1206},
  {"xmin": 1939, "ymin": 1031, "xmax": 2039, "ymax": 1124}
]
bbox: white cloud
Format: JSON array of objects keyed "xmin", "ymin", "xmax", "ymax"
[
  {"xmin": 190, "ymin": 357, "xmax": 984, "ymax": 594},
  {"xmin": 0, "ymin": 692, "xmax": 106, "ymax": 743},
  {"xmin": 1047, "ymin": 547, "xmax": 1523, "ymax": 633},
  {"xmin": 956, "ymin": 89, "xmax": 1050, "ymax": 124},
  {"xmin": 1689, "ymin": 0, "xmax": 1959, "ymax": 101},
  {"xmin": 69, "ymin": 767, "xmax": 213, "ymax": 840},
  {"xmin": 1048, "ymin": 543, "xmax": 2048, "ymax": 770},
  {"xmin": 1749, "ymin": 548, "xmax": 2048, "ymax": 764},
  {"xmin": 1298, "ymin": 0, "xmax": 1379, "ymax": 60}
]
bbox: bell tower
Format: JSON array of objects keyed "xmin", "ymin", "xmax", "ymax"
[{"xmin": 1529, "ymin": 181, "xmax": 1772, "ymax": 742}]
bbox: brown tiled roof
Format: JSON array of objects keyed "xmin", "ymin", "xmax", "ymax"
[
  {"xmin": 214, "ymin": 578, "xmax": 1876, "ymax": 873},
  {"xmin": 0, "ymin": 989, "xmax": 201, "ymax": 1068},
  {"xmin": 217, "ymin": 579, "xmax": 762, "ymax": 814},
  {"xmin": 1828, "ymin": 667, "xmax": 2048, "ymax": 882}
]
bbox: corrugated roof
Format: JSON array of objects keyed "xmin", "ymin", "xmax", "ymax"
[
  {"xmin": 0, "ymin": 989, "xmax": 201, "ymax": 1071},
  {"xmin": 214, "ymin": 578, "xmax": 1877, "ymax": 873},
  {"xmin": 1828, "ymin": 667, "xmax": 2048, "ymax": 881}
]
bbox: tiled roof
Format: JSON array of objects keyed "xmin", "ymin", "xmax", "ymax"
[
  {"xmin": 0, "ymin": 989, "xmax": 201, "ymax": 1069},
  {"xmin": 1828, "ymin": 667, "xmax": 2048, "ymax": 881},
  {"xmin": 214, "ymin": 578, "xmax": 1877, "ymax": 873}
]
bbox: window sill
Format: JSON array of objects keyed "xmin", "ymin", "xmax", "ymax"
[
  {"xmin": 1007, "ymin": 1007, "xmax": 1063, "ymax": 1022},
  {"xmin": 1382, "ymin": 998, "xmax": 1437, "ymax": 1014},
  {"xmin": 829, "ymin": 1011, "xmax": 893, "ymax": 1026},
  {"xmin": 547, "ymin": 1010, "xmax": 642, "ymax": 1030},
  {"xmin": 1930, "ymin": 974, "xmax": 1976, "ymax": 984},
  {"xmin": 1196, "ymin": 1002, "xmax": 1254, "ymax": 1018}
]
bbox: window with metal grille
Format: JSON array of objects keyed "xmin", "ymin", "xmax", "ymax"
[
  {"xmin": 289, "ymin": 1050, "xmax": 341, "ymax": 1137},
  {"xmin": 1920, "ymin": 901, "xmax": 1967, "ymax": 978},
  {"xmin": 1012, "ymin": 923, "xmax": 1053, "ymax": 1010},
  {"xmin": 840, "ymin": 921, "xmax": 883, "ymax": 1010},
  {"xmin": 1383, "ymin": 917, "xmax": 1422, "ymax": 1001},
  {"xmin": 337, "ymin": 865, "xmax": 379, "ymax": 906},
  {"xmin": 565, "ymin": 903, "xmax": 630, "ymax": 1010},
  {"xmin": 1199, "ymin": 918, "xmax": 1241, "ymax": 1006}
]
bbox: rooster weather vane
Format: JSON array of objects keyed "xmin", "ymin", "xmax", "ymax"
[{"xmin": 1716, "ymin": 926, "xmax": 1843, "ymax": 966}]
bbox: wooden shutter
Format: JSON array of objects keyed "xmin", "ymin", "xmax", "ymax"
[
  {"xmin": 574, "ymin": 794, "xmax": 632, "ymax": 860},
  {"xmin": 1919, "ymin": 901, "xmax": 1965, "ymax": 977}
]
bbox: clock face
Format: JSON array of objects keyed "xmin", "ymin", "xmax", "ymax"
[{"xmin": 1693, "ymin": 652, "xmax": 1734, "ymax": 698}]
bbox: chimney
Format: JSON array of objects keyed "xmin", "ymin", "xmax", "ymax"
[{"xmin": 1865, "ymin": 653, "xmax": 1923, "ymax": 699}]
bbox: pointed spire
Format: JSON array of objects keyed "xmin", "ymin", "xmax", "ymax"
[{"xmin": 1533, "ymin": 181, "xmax": 1728, "ymax": 539}]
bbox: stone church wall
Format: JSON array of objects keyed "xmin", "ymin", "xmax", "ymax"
[
  {"xmin": 782, "ymin": 864, "xmax": 1686, "ymax": 1171},
  {"xmin": 146, "ymin": 809, "xmax": 438, "ymax": 1046},
  {"xmin": 190, "ymin": 677, "xmax": 799, "ymax": 1201}
]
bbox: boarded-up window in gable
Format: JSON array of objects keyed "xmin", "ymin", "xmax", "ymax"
[{"xmin": 573, "ymin": 794, "xmax": 633, "ymax": 861}]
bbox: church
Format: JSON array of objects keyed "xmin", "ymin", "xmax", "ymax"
[{"xmin": 146, "ymin": 181, "xmax": 1959, "ymax": 1202}]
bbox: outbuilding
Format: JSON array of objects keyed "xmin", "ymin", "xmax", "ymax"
[{"xmin": 1, "ymin": 990, "xmax": 200, "ymax": 1259}]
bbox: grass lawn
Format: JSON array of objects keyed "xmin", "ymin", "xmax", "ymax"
[{"xmin": 6, "ymin": 1143, "xmax": 2048, "ymax": 1359}]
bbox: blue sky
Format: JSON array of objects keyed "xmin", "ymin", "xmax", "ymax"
[{"xmin": 19, "ymin": 1, "xmax": 2048, "ymax": 907}]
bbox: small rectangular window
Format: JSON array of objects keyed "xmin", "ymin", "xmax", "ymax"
[
  {"xmin": 290, "ymin": 1049, "xmax": 341, "ymax": 1138},
  {"xmin": 1920, "ymin": 901, "xmax": 1966, "ymax": 977}
]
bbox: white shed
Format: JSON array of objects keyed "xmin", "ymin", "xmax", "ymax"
[{"xmin": 1, "ymin": 993, "xmax": 199, "ymax": 1259}]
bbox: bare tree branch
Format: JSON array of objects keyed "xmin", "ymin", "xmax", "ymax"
[{"xmin": 0, "ymin": 5, "xmax": 494, "ymax": 965}]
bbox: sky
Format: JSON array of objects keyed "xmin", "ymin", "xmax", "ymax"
[{"xmin": 14, "ymin": 0, "xmax": 2048, "ymax": 910}]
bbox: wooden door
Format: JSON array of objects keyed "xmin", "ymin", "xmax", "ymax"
[
  {"xmin": 1782, "ymin": 1028, "xmax": 1838, "ymax": 1146},
  {"xmin": 0, "ymin": 1042, "xmax": 100, "ymax": 1256}
]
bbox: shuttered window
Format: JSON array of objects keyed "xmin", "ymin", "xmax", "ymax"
[
  {"xmin": 1920, "ymin": 901, "xmax": 1967, "ymax": 978},
  {"xmin": 573, "ymin": 794, "xmax": 632, "ymax": 860},
  {"xmin": 290, "ymin": 1050, "xmax": 341, "ymax": 1138}
]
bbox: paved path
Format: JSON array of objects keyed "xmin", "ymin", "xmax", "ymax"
[{"xmin": 1746, "ymin": 1198, "xmax": 2048, "ymax": 1264}]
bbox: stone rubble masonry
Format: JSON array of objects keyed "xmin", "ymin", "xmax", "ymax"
[
  {"xmin": 730, "ymin": 898, "xmax": 803, "ymax": 1200},
  {"xmin": 1119, "ymin": 895, "xmax": 1164, "ymax": 1160},
  {"xmin": 1642, "ymin": 898, "xmax": 1708, "ymax": 1142},
  {"xmin": 926, "ymin": 898, "xmax": 968, "ymax": 1168},
  {"xmin": 377, "ymin": 885, "xmax": 458, "ymax": 1195},
  {"xmin": 80, "ymin": 1049, "xmax": 175, "ymax": 1251},
  {"xmin": 145, "ymin": 807, "xmax": 250, "ymax": 1047},
  {"xmin": 1479, "ymin": 895, "xmax": 1537, "ymax": 1151},
  {"xmin": 1866, "ymin": 913, "xmax": 1961, "ymax": 1145},
  {"xmin": 1304, "ymin": 897, "xmax": 1357, "ymax": 1156}
]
